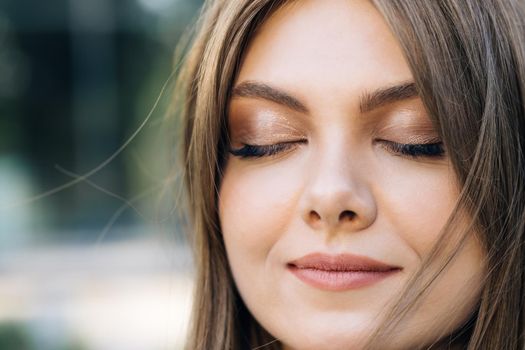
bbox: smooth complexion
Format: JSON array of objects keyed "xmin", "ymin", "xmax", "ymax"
[{"xmin": 218, "ymin": 1, "xmax": 484, "ymax": 349}]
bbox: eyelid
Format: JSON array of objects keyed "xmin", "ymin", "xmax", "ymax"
[
  {"xmin": 371, "ymin": 117, "xmax": 439, "ymax": 143},
  {"xmin": 229, "ymin": 140, "xmax": 306, "ymax": 158},
  {"xmin": 375, "ymin": 135, "xmax": 442, "ymax": 144},
  {"xmin": 228, "ymin": 109, "xmax": 307, "ymax": 143},
  {"xmin": 377, "ymin": 139, "xmax": 446, "ymax": 158}
]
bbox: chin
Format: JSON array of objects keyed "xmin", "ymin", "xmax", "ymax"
[
  {"xmin": 281, "ymin": 337, "xmax": 367, "ymax": 350},
  {"xmin": 275, "ymin": 324, "xmax": 371, "ymax": 350}
]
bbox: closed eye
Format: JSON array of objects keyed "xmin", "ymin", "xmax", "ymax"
[
  {"xmin": 229, "ymin": 140, "xmax": 305, "ymax": 158},
  {"xmin": 229, "ymin": 139, "xmax": 445, "ymax": 160},
  {"xmin": 379, "ymin": 140, "xmax": 445, "ymax": 158}
]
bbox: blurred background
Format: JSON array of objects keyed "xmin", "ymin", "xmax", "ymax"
[{"xmin": 0, "ymin": 0, "xmax": 203, "ymax": 348}]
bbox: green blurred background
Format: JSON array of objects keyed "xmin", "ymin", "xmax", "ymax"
[{"xmin": 0, "ymin": 0, "xmax": 202, "ymax": 349}]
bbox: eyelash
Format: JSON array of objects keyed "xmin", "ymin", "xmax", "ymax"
[
  {"xmin": 229, "ymin": 142, "xmax": 300, "ymax": 158},
  {"xmin": 380, "ymin": 140, "xmax": 445, "ymax": 158},
  {"xmin": 229, "ymin": 140, "xmax": 445, "ymax": 159}
]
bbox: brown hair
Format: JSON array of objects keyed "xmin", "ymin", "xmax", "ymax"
[{"xmin": 175, "ymin": 1, "xmax": 525, "ymax": 349}]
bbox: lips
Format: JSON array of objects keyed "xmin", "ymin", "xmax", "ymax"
[{"xmin": 287, "ymin": 253, "xmax": 401, "ymax": 291}]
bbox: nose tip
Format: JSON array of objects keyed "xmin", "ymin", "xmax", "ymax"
[
  {"xmin": 298, "ymin": 144, "xmax": 377, "ymax": 234},
  {"xmin": 300, "ymin": 179, "xmax": 377, "ymax": 233}
]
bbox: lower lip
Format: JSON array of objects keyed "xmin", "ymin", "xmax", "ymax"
[{"xmin": 288, "ymin": 265, "xmax": 400, "ymax": 291}]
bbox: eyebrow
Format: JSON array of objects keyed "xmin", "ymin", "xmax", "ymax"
[
  {"xmin": 359, "ymin": 81, "xmax": 418, "ymax": 113},
  {"xmin": 231, "ymin": 81, "xmax": 308, "ymax": 113},
  {"xmin": 231, "ymin": 80, "xmax": 418, "ymax": 114}
]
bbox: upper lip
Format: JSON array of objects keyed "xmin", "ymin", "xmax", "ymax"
[{"xmin": 288, "ymin": 252, "xmax": 401, "ymax": 272}]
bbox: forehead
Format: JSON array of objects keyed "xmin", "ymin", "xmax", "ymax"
[{"xmin": 235, "ymin": 0, "xmax": 413, "ymax": 111}]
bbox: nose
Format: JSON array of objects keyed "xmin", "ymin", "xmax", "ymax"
[{"xmin": 299, "ymin": 154, "xmax": 377, "ymax": 234}]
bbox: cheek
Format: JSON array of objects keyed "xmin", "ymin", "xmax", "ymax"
[
  {"xmin": 378, "ymin": 164, "xmax": 459, "ymax": 258},
  {"xmin": 218, "ymin": 159, "xmax": 303, "ymax": 268}
]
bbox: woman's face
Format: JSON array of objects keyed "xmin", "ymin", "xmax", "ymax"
[{"xmin": 219, "ymin": 1, "xmax": 484, "ymax": 349}]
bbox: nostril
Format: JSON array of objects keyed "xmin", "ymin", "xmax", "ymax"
[
  {"xmin": 309, "ymin": 211, "xmax": 321, "ymax": 221},
  {"xmin": 339, "ymin": 210, "xmax": 356, "ymax": 222}
]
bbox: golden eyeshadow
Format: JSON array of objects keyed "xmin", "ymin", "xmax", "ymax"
[
  {"xmin": 368, "ymin": 102, "xmax": 439, "ymax": 143},
  {"xmin": 228, "ymin": 103, "xmax": 306, "ymax": 145},
  {"xmin": 374, "ymin": 122, "xmax": 440, "ymax": 143}
]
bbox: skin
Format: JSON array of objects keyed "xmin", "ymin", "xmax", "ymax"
[{"xmin": 218, "ymin": 1, "xmax": 485, "ymax": 349}]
